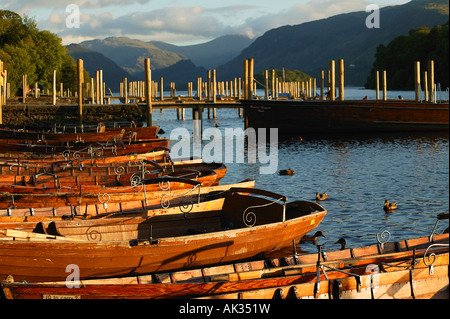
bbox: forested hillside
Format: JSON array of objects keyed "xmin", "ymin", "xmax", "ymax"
[
  {"xmin": 217, "ymin": 0, "xmax": 449, "ymax": 86},
  {"xmin": 365, "ymin": 21, "xmax": 449, "ymax": 90}
]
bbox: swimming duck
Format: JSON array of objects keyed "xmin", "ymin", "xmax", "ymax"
[
  {"xmin": 315, "ymin": 193, "xmax": 328, "ymax": 201},
  {"xmin": 334, "ymin": 238, "xmax": 346, "ymax": 250},
  {"xmin": 299, "ymin": 230, "xmax": 327, "ymax": 245},
  {"xmin": 383, "ymin": 200, "xmax": 397, "ymax": 212},
  {"xmin": 279, "ymin": 168, "xmax": 295, "ymax": 175}
]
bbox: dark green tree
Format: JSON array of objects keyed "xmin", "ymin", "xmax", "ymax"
[
  {"xmin": 1, "ymin": 10, "xmax": 87, "ymax": 95},
  {"xmin": 366, "ymin": 21, "xmax": 449, "ymax": 90}
]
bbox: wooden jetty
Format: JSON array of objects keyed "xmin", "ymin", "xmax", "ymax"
[
  {"xmin": 242, "ymin": 99, "xmax": 449, "ymax": 134},
  {"xmin": 2, "ymin": 57, "xmax": 447, "ymax": 137}
]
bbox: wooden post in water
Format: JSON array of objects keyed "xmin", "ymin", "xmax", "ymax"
[
  {"xmin": 22, "ymin": 74, "xmax": 27, "ymax": 103},
  {"xmin": 144, "ymin": 58, "xmax": 152, "ymax": 126},
  {"xmin": 123, "ymin": 77, "xmax": 128, "ymax": 104},
  {"xmin": 305, "ymin": 79, "xmax": 309, "ymax": 99},
  {"xmin": 382, "ymin": 70, "xmax": 387, "ymax": 101},
  {"xmin": 428, "ymin": 60, "xmax": 434, "ymax": 102},
  {"xmin": 329, "ymin": 60, "xmax": 335, "ymax": 101},
  {"xmin": 271, "ymin": 69, "xmax": 275, "ymax": 99},
  {"xmin": 248, "ymin": 58, "xmax": 254, "ymax": 100},
  {"xmin": 320, "ymin": 71, "xmax": 324, "ymax": 100},
  {"xmin": 414, "ymin": 61, "xmax": 421, "ymax": 101},
  {"xmin": 77, "ymin": 59, "xmax": 84, "ymax": 117},
  {"xmin": 2, "ymin": 69, "xmax": 7, "ymax": 105},
  {"xmin": 90, "ymin": 78, "xmax": 95, "ymax": 104},
  {"xmin": 313, "ymin": 78, "xmax": 317, "ymax": 99},
  {"xmin": 338, "ymin": 59, "xmax": 344, "ymax": 100},
  {"xmin": 243, "ymin": 60, "xmax": 248, "ymax": 100},
  {"xmin": 376, "ymin": 71, "xmax": 380, "ymax": 100},
  {"xmin": 95, "ymin": 71, "xmax": 100, "ymax": 104},
  {"xmin": 0, "ymin": 60, "xmax": 3, "ymax": 124},
  {"xmin": 52, "ymin": 70, "xmax": 57, "ymax": 105},
  {"xmin": 99, "ymin": 70, "xmax": 104, "ymax": 104},
  {"xmin": 423, "ymin": 71, "xmax": 428, "ymax": 101},
  {"xmin": 159, "ymin": 77, "xmax": 164, "ymax": 102},
  {"xmin": 264, "ymin": 70, "xmax": 269, "ymax": 99},
  {"xmin": 212, "ymin": 70, "xmax": 217, "ymax": 118},
  {"xmin": 197, "ymin": 77, "xmax": 202, "ymax": 101},
  {"xmin": 212, "ymin": 69, "xmax": 217, "ymax": 104}
]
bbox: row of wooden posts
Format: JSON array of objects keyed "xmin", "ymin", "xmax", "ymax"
[{"xmin": 0, "ymin": 57, "xmax": 440, "ymax": 125}]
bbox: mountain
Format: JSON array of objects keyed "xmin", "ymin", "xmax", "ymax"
[
  {"xmin": 150, "ymin": 34, "xmax": 254, "ymax": 70},
  {"xmin": 78, "ymin": 37, "xmax": 186, "ymax": 76},
  {"xmin": 66, "ymin": 44, "xmax": 132, "ymax": 92},
  {"xmin": 217, "ymin": 0, "xmax": 449, "ymax": 86},
  {"xmin": 148, "ymin": 60, "xmax": 207, "ymax": 90}
]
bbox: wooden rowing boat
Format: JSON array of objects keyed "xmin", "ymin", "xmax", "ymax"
[
  {"xmin": 0, "ymin": 147, "xmax": 171, "ymax": 164},
  {"xmin": 0, "ymin": 138, "xmax": 170, "ymax": 157},
  {"xmin": 0, "ymin": 179, "xmax": 255, "ymax": 218},
  {"xmin": 1, "ymin": 233, "xmax": 447, "ymax": 299},
  {"xmin": 0, "ymin": 125, "xmax": 159, "ymax": 142},
  {"xmin": 0, "ymin": 187, "xmax": 327, "ymax": 282},
  {"xmin": 0, "ymin": 161, "xmax": 227, "ymax": 188},
  {"xmin": 241, "ymin": 99, "xmax": 449, "ymax": 134},
  {"xmin": 0, "ymin": 169, "xmax": 225, "ymax": 208},
  {"xmin": 0, "ymin": 190, "xmax": 229, "ymax": 236},
  {"xmin": 0, "ymin": 129, "xmax": 128, "ymax": 145}
]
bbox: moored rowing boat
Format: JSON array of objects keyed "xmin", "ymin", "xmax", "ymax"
[
  {"xmin": 0, "ymin": 187, "xmax": 327, "ymax": 282},
  {"xmin": 0, "ymin": 179, "xmax": 255, "ymax": 218}
]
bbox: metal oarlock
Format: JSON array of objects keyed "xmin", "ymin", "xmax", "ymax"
[
  {"xmin": 376, "ymin": 226, "xmax": 391, "ymax": 250},
  {"xmin": 423, "ymin": 243, "xmax": 449, "ymax": 275}
]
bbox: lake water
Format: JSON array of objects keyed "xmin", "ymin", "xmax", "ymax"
[{"xmin": 150, "ymin": 87, "xmax": 449, "ymax": 254}]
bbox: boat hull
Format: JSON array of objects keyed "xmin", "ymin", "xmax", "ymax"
[{"xmin": 241, "ymin": 99, "xmax": 449, "ymax": 134}]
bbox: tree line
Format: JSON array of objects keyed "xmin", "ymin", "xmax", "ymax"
[
  {"xmin": 0, "ymin": 10, "xmax": 88, "ymax": 96},
  {"xmin": 365, "ymin": 21, "xmax": 449, "ymax": 90}
]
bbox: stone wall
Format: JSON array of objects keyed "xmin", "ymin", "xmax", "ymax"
[{"xmin": 2, "ymin": 101, "xmax": 146, "ymax": 127}]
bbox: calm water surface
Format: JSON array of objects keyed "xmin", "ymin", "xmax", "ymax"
[{"xmin": 151, "ymin": 88, "xmax": 449, "ymax": 254}]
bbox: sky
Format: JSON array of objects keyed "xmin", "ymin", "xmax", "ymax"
[{"xmin": 2, "ymin": 0, "xmax": 410, "ymax": 46}]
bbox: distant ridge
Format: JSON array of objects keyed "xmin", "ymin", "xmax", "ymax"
[
  {"xmin": 73, "ymin": 35, "xmax": 252, "ymax": 89},
  {"xmin": 150, "ymin": 60, "xmax": 207, "ymax": 90},
  {"xmin": 66, "ymin": 44, "xmax": 131, "ymax": 92},
  {"xmin": 150, "ymin": 34, "xmax": 254, "ymax": 70},
  {"xmin": 217, "ymin": 0, "xmax": 449, "ymax": 86},
  {"xmin": 78, "ymin": 37, "xmax": 186, "ymax": 76}
]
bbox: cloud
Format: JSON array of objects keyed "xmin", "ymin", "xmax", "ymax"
[
  {"xmin": 41, "ymin": 5, "xmax": 236, "ymax": 44},
  {"xmin": 6, "ymin": 0, "xmax": 409, "ymax": 45},
  {"xmin": 240, "ymin": 0, "xmax": 374, "ymax": 37},
  {"xmin": 2, "ymin": 0, "xmax": 151, "ymax": 13}
]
